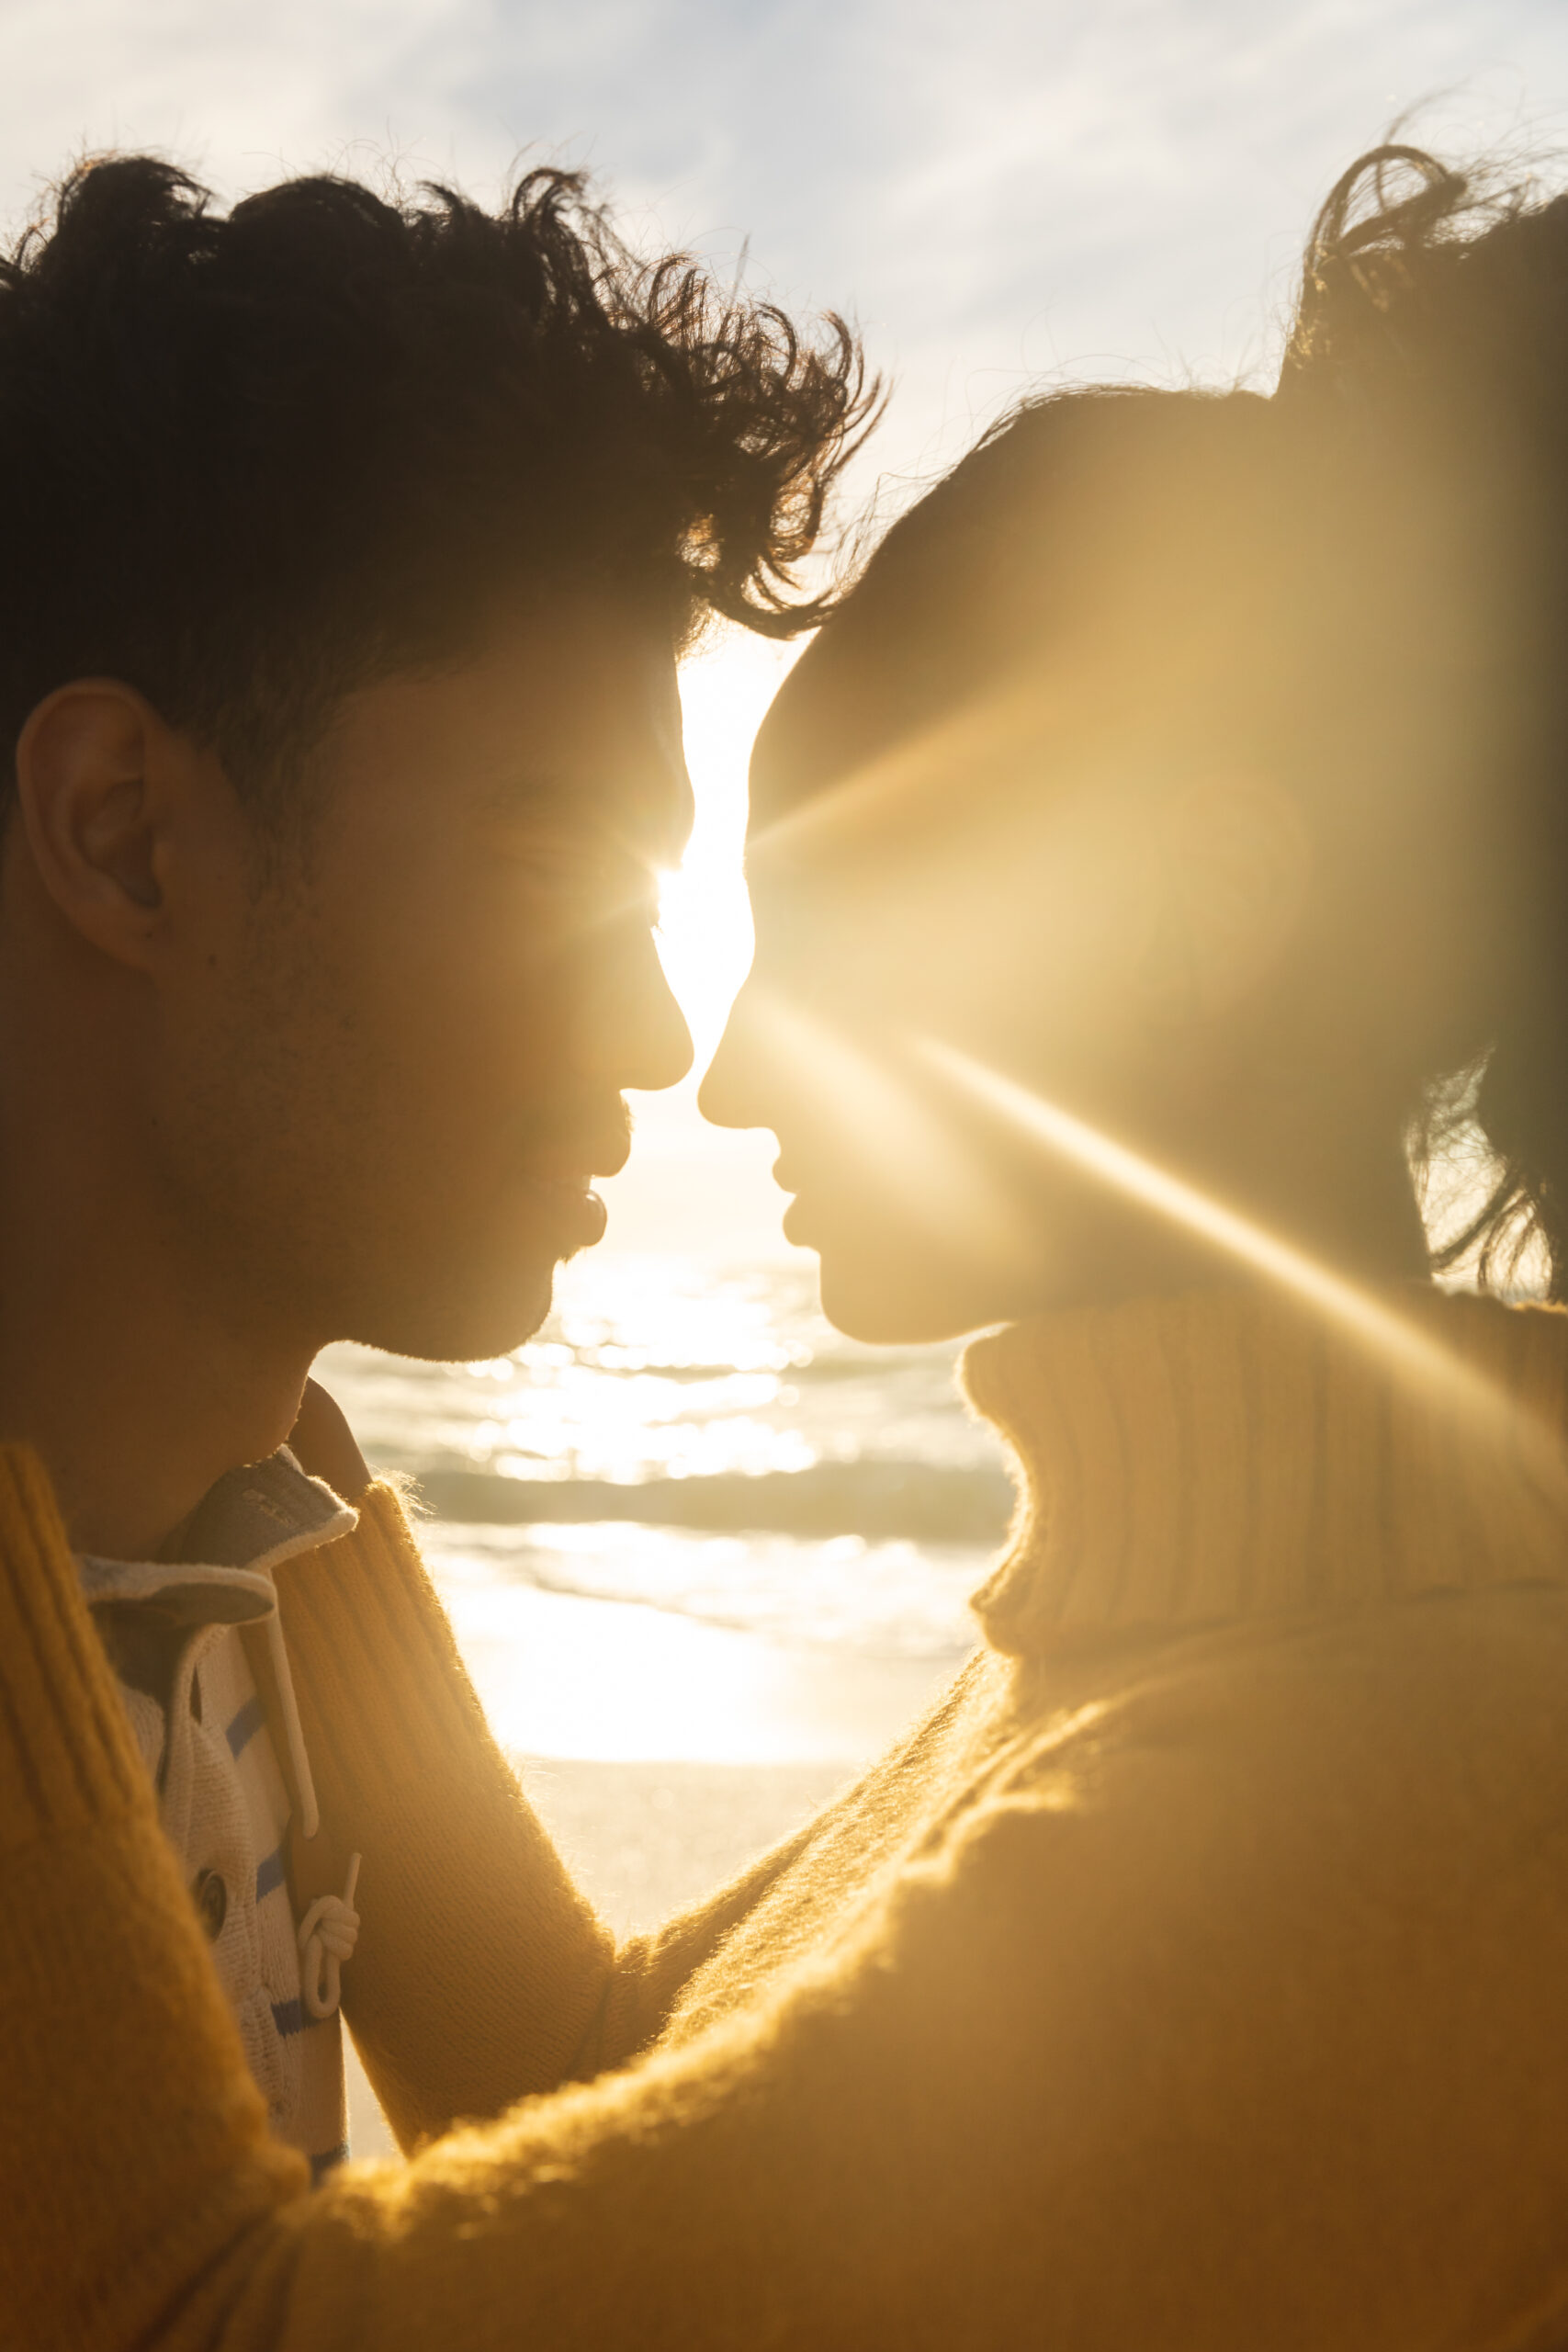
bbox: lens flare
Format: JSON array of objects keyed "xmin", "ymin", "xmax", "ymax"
[
  {"xmin": 750, "ymin": 992, "xmax": 1034, "ymax": 1266},
  {"xmin": 747, "ymin": 677, "xmax": 1058, "ymax": 865},
  {"xmin": 916, "ymin": 1035, "xmax": 1568, "ymax": 1506}
]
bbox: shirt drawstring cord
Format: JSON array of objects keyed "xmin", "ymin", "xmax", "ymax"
[
  {"xmin": 265, "ymin": 1612, "xmax": 321, "ymax": 1838},
  {"xmin": 265, "ymin": 1611, "xmax": 361, "ymax": 2020},
  {"xmin": 299, "ymin": 1855, "xmax": 362, "ymax": 2021}
]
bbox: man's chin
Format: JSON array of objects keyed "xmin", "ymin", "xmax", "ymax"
[{"xmin": 343, "ymin": 1251, "xmax": 565, "ymax": 1365}]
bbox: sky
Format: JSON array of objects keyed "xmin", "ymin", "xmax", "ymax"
[
  {"xmin": 2, "ymin": 0, "xmax": 1565, "ymax": 1258},
  {"xmin": 5, "ymin": 0, "xmax": 1566, "ymax": 474}
]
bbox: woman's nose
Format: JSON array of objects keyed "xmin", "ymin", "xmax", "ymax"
[{"xmin": 698, "ymin": 977, "xmax": 769, "ymax": 1130}]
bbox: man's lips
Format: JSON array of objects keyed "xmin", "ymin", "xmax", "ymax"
[
  {"xmin": 518, "ymin": 1169, "xmax": 609, "ymax": 1250},
  {"xmin": 515, "ymin": 1108, "xmax": 632, "ymax": 1189},
  {"xmin": 514, "ymin": 1116, "xmax": 629, "ymax": 1251}
]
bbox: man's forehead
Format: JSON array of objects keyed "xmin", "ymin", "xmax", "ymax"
[
  {"xmin": 487, "ymin": 756, "xmax": 693, "ymax": 868},
  {"xmin": 501, "ymin": 596, "xmax": 681, "ymax": 727},
  {"xmin": 464, "ymin": 599, "xmax": 693, "ymax": 842}
]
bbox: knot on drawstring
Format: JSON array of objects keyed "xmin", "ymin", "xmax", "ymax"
[{"xmin": 298, "ymin": 1852, "xmax": 361, "ymax": 2020}]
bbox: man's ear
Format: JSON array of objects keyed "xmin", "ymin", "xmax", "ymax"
[
  {"xmin": 1135, "ymin": 773, "xmax": 1314, "ymax": 1030},
  {"xmin": 14, "ymin": 682, "xmax": 178, "ymax": 967}
]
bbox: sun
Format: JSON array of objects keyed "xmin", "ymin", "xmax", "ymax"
[{"xmin": 585, "ymin": 621, "xmax": 811, "ymax": 1261}]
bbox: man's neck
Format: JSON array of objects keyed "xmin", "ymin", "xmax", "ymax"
[{"xmin": 0, "ymin": 1145, "xmax": 312, "ymax": 1560}]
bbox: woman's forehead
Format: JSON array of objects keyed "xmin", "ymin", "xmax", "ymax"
[{"xmin": 746, "ymin": 608, "xmax": 1258, "ymax": 877}]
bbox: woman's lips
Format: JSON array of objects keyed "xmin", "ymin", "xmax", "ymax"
[
  {"xmin": 774, "ymin": 1161, "xmax": 818, "ymax": 1245},
  {"xmin": 781, "ymin": 1194, "xmax": 812, "ymax": 1243}
]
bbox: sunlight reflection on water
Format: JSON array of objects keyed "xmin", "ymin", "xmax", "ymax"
[
  {"xmin": 318, "ymin": 1252, "xmax": 1004, "ymax": 1491},
  {"xmin": 315, "ymin": 1250, "xmax": 1007, "ymax": 1762},
  {"xmin": 425, "ymin": 1554, "xmax": 975, "ymax": 1765}
]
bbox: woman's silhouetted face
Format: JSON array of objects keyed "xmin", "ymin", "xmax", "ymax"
[
  {"xmin": 703, "ymin": 669, "xmax": 1311, "ymax": 1342},
  {"xmin": 700, "ymin": 395, "xmax": 1489, "ymax": 1344}
]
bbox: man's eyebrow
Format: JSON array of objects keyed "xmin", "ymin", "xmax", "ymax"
[
  {"xmin": 480, "ymin": 769, "xmax": 588, "ymax": 814},
  {"xmin": 483, "ymin": 768, "xmax": 693, "ymax": 865}
]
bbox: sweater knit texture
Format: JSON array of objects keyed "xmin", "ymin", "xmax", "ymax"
[{"xmin": 7, "ymin": 1283, "xmax": 1568, "ymax": 2349}]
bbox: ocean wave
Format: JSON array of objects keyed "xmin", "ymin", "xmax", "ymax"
[
  {"xmin": 411, "ymin": 1459, "xmax": 1016, "ymax": 1544},
  {"xmin": 423, "ymin": 1519, "xmax": 993, "ymax": 1659}
]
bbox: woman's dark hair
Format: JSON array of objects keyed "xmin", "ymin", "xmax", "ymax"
[
  {"xmin": 769, "ymin": 141, "xmax": 1568, "ymax": 1301},
  {"xmin": 1277, "ymin": 145, "xmax": 1568, "ymax": 1297},
  {"xmin": 0, "ymin": 153, "xmax": 876, "ymax": 812}
]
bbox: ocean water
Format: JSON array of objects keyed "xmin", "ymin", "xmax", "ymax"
[{"xmin": 315, "ymin": 1252, "xmax": 1016, "ymax": 1765}]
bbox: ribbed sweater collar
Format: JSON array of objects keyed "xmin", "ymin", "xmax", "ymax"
[{"xmin": 961, "ymin": 1283, "xmax": 1568, "ymax": 1657}]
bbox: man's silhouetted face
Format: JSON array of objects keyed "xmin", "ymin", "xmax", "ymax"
[{"xmin": 163, "ymin": 599, "xmax": 694, "ymax": 1361}]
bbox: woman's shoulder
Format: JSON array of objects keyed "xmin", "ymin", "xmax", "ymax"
[{"xmin": 981, "ymin": 1583, "xmax": 1568, "ymax": 1921}]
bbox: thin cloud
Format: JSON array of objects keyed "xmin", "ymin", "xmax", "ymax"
[{"xmin": 0, "ymin": 0, "xmax": 1563, "ymax": 481}]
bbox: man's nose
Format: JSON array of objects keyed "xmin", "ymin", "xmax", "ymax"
[{"xmin": 579, "ymin": 917, "xmax": 694, "ymax": 1094}]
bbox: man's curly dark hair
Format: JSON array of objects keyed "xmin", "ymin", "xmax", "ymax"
[{"xmin": 0, "ymin": 154, "xmax": 877, "ymax": 812}]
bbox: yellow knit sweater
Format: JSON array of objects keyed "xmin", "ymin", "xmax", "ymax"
[{"xmin": 8, "ymin": 1285, "xmax": 1568, "ymax": 2349}]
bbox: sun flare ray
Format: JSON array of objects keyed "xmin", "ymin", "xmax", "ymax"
[
  {"xmin": 751, "ymin": 992, "xmax": 1035, "ymax": 1265},
  {"xmin": 916, "ymin": 1036, "xmax": 1568, "ymax": 1504}
]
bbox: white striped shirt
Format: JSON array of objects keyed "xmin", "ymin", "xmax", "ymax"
[{"xmin": 84, "ymin": 1451, "xmax": 357, "ymax": 2179}]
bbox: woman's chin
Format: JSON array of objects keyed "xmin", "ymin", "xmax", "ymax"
[
  {"xmin": 785, "ymin": 1184, "xmax": 1041, "ymax": 1343},
  {"xmin": 813, "ymin": 1243, "xmax": 993, "ymax": 1347}
]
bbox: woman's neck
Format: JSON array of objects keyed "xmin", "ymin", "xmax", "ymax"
[{"xmin": 1004, "ymin": 1125, "xmax": 1431, "ymax": 1323}]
